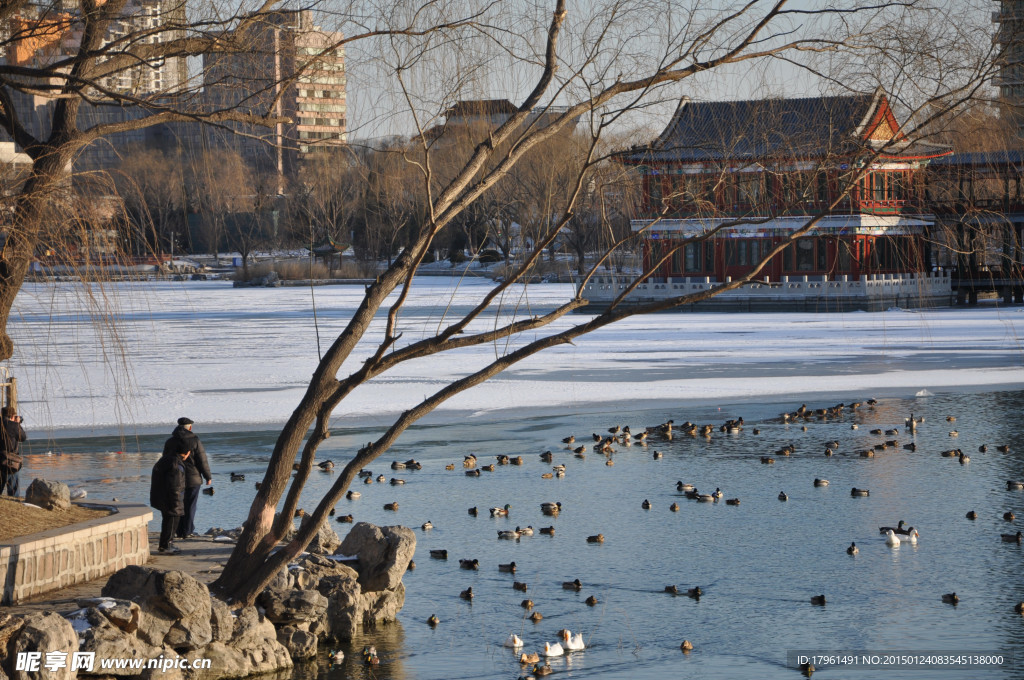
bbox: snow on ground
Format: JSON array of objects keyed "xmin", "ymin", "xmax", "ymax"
[{"xmin": 8, "ymin": 277, "xmax": 1024, "ymax": 435}]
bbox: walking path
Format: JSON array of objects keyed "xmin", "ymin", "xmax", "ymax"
[{"xmin": 12, "ymin": 534, "xmax": 235, "ymax": 616}]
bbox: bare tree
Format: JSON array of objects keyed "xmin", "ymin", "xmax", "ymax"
[{"xmin": 201, "ymin": 0, "xmax": 999, "ymax": 605}]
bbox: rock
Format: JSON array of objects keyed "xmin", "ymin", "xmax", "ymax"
[
  {"xmin": 209, "ymin": 599, "xmax": 234, "ymax": 644},
  {"xmin": 24, "ymin": 479, "xmax": 70, "ymax": 511},
  {"xmin": 9, "ymin": 612, "xmax": 78, "ymax": 680},
  {"xmin": 256, "ymin": 590, "xmax": 327, "ymax": 626},
  {"xmin": 264, "ymin": 567, "xmax": 288, "ymax": 593},
  {"xmin": 186, "ymin": 642, "xmax": 250, "ymax": 680},
  {"xmin": 290, "ymin": 554, "xmax": 358, "ymax": 584},
  {"xmin": 336, "ymin": 523, "xmax": 416, "ymax": 591},
  {"xmin": 101, "ymin": 567, "xmax": 212, "ymax": 650},
  {"xmin": 78, "ymin": 616, "xmax": 164, "ymax": 676},
  {"xmin": 0, "ymin": 613, "xmax": 26, "ymax": 653},
  {"xmin": 227, "ymin": 608, "xmax": 292, "ymax": 675},
  {"xmin": 315, "ymin": 574, "xmax": 362, "ymax": 640},
  {"xmin": 76, "ymin": 598, "xmax": 141, "ymax": 634},
  {"xmin": 299, "ymin": 515, "xmax": 341, "ymax": 555},
  {"xmin": 274, "ymin": 626, "xmax": 317, "ymax": 660}
]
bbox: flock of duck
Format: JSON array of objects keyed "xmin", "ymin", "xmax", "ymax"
[{"xmin": 320, "ymin": 397, "xmax": 1022, "ymax": 676}]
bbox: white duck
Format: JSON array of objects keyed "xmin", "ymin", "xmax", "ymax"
[
  {"xmin": 561, "ymin": 629, "xmax": 585, "ymax": 651},
  {"xmin": 503, "ymin": 633, "xmax": 524, "ymax": 648},
  {"xmin": 542, "ymin": 641, "xmax": 564, "ymax": 657},
  {"xmin": 895, "ymin": 526, "xmax": 919, "ymax": 544},
  {"xmin": 885, "ymin": 530, "xmax": 901, "ymax": 547}
]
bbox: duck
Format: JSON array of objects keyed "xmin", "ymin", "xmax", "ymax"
[
  {"xmin": 463, "ymin": 454, "xmax": 478, "ymax": 467},
  {"xmin": 542, "ymin": 641, "xmax": 564, "ymax": 657},
  {"xmin": 686, "ymin": 586, "xmax": 703, "ymax": 599},
  {"xmin": 586, "ymin": 534, "xmax": 605, "ymax": 543},
  {"xmin": 561, "ymin": 629, "xmax": 585, "ymax": 651},
  {"xmin": 562, "ymin": 435, "xmax": 576, "ymax": 445},
  {"xmin": 429, "ymin": 549, "xmax": 448, "ymax": 559},
  {"xmin": 562, "ymin": 578, "xmax": 583, "ymax": 591},
  {"xmin": 847, "ymin": 542, "xmax": 858, "ymax": 555},
  {"xmin": 383, "ymin": 502, "xmax": 399, "ymax": 511},
  {"xmin": 885, "ymin": 530, "xmax": 901, "ymax": 547},
  {"xmin": 361, "ymin": 646, "xmax": 379, "ymax": 665},
  {"xmin": 696, "ymin": 493, "xmax": 714, "ymax": 503},
  {"xmin": 997, "ymin": 444, "xmax": 1011, "ymax": 452},
  {"xmin": 979, "ymin": 445, "xmax": 988, "ymax": 453},
  {"xmin": 879, "ymin": 520, "xmax": 906, "ymax": 534},
  {"xmin": 428, "ymin": 614, "xmax": 440, "ymax": 627},
  {"xmin": 1007, "ymin": 480, "xmax": 1024, "ymax": 490},
  {"xmin": 540, "ymin": 502, "xmax": 562, "ymax": 515},
  {"xmin": 318, "ymin": 460, "xmax": 334, "ymax": 470},
  {"xmin": 761, "ymin": 456, "xmax": 776, "ymax": 464},
  {"xmin": 357, "ymin": 469, "xmax": 372, "ymax": 477},
  {"xmin": 539, "ymin": 526, "xmax": 555, "ymax": 536},
  {"xmin": 468, "ymin": 506, "xmax": 478, "ymax": 516},
  {"xmin": 202, "ymin": 487, "xmax": 215, "ymax": 495},
  {"xmin": 465, "ymin": 469, "xmax": 482, "ymax": 477},
  {"xmin": 459, "ymin": 587, "xmax": 473, "ymax": 600},
  {"xmin": 230, "ymin": 472, "xmax": 245, "ymax": 481},
  {"xmin": 445, "ymin": 463, "xmax": 455, "ymax": 470},
  {"xmin": 966, "ymin": 510, "xmax": 978, "ymax": 520},
  {"xmin": 529, "ymin": 611, "xmax": 543, "ymax": 621},
  {"xmin": 810, "ymin": 594, "xmax": 826, "ymax": 606},
  {"xmin": 896, "ymin": 527, "xmax": 919, "ymax": 544},
  {"xmin": 813, "ymin": 478, "xmax": 829, "ymax": 487},
  {"xmin": 521, "ymin": 599, "xmax": 534, "ymax": 609},
  {"xmin": 328, "ymin": 649, "xmax": 344, "ymax": 663},
  {"xmin": 585, "ymin": 595, "xmax": 599, "ymax": 606},
  {"xmin": 421, "ymin": 521, "xmax": 433, "ymax": 530},
  {"xmin": 1001, "ymin": 531, "xmax": 1023, "ymax": 543},
  {"xmin": 336, "ymin": 514, "xmax": 354, "ymax": 523},
  {"xmin": 459, "ymin": 559, "xmax": 479, "ymax": 570},
  {"xmin": 641, "ymin": 499, "xmax": 652, "ymax": 509},
  {"xmin": 499, "ymin": 561, "xmax": 517, "ymax": 573},
  {"xmin": 680, "ymin": 640, "xmax": 694, "ymax": 652},
  {"xmin": 346, "ymin": 490, "xmax": 361, "ymax": 500},
  {"xmin": 665, "ymin": 585, "xmax": 679, "ymax": 594},
  {"xmin": 959, "ymin": 453, "xmax": 970, "ymax": 464},
  {"xmin": 390, "ymin": 478, "xmax": 406, "ymax": 485},
  {"xmin": 942, "ymin": 592, "xmax": 959, "ymax": 605},
  {"xmin": 364, "ymin": 476, "xmax": 373, "ymax": 484},
  {"xmin": 540, "ymin": 451, "xmax": 554, "ymax": 462},
  {"xmin": 517, "ymin": 525, "xmax": 534, "ymax": 536},
  {"xmin": 533, "ymin": 663, "xmax": 553, "ymax": 676},
  {"xmin": 490, "ymin": 504, "xmax": 512, "ymax": 517},
  {"xmin": 520, "ymin": 652, "xmax": 540, "ymax": 664},
  {"xmin": 851, "ymin": 487, "xmax": 870, "ymax": 497},
  {"xmin": 513, "ymin": 581, "xmax": 528, "ymax": 591},
  {"xmin": 391, "ymin": 459, "xmax": 406, "ymax": 470},
  {"xmin": 725, "ymin": 498, "xmax": 740, "ymax": 505},
  {"xmin": 511, "ymin": 456, "xmax": 524, "ymax": 465},
  {"xmin": 670, "ymin": 502, "xmax": 680, "ymax": 511},
  {"xmin": 652, "ymin": 450, "xmax": 663, "ymax": 459},
  {"xmin": 676, "ymin": 481, "xmax": 695, "ymax": 491},
  {"xmin": 712, "ymin": 488, "xmax": 723, "ymax": 499},
  {"xmin": 1005, "ymin": 511, "xmax": 1016, "ymax": 522},
  {"xmin": 498, "ymin": 529, "xmax": 521, "ymax": 540},
  {"xmin": 778, "ymin": 491, "xmax": 788, "ymax": 501},
  {"xmin": 504, "ymin": 633, "xmax": 524, "ymax": 648}
]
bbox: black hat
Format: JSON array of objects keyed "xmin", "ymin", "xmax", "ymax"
[{"xmin": 177, "ymin": 417, "xmax": 194, "ymax": 426}]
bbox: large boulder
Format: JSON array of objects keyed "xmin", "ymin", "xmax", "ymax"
[
  {"xmin": 336, "ymin": 523, "xmax": 416, "ymax": 591},
  {"xmin": 76, "ymin": 598, "xmax": 142, "ymax": 635},
  {"xmin": 255, "ymin": 590, "xmax": 327, "ymax": 626},
  {"xmin": 208, "ymin": 599, "xmax": 234, "ymax": 644},
  {"xmin": 274, "ymin": 626, "xmax": 317, "ymax": 660},
  {"xmin": 315, "ymin": 573, "xmax": 405, "ymax": 641},
  {"xmin": 101, "ymin": 567, "xmax": 212, "ymax": 650},
  {"xmin": 8, "ymin": 613, "xmax": 78, "ymax": 680},
  {"xmin": 24, "ymin": 480, "xmax": 70, "ymax": 511},
  {"xmin": 299, "ymin": 516, "xmax": 341, "ymax": 555},
  {"xmin": 226, "ymin": 608, "xmax": 292, "ymax": 675},
  {"xmin": 77, "ymin": 615, "xmax": 165, "ymax": 677}
]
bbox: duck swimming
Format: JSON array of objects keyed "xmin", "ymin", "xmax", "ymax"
[
  {"xmin": 879, "ymin": 520, "xmax": 906, "ymax": 534},
  {"xmin": 847, "ymin": 542, "xmax": 858, "ymax": 555},
  {"xmin": 563, "ymin": 578, "xmax": 583, "ymax": 591},
  {"xmin": 1002, "ymin": 531, "xmax": 1023, "ymax": 543},
  {"xmin": 429, "ymin": 549, "xmax": 448, "ymax": 559},
  {"xmin": 498, "ymin": 529, "xmax": 521, "ymax": 540},
  {"xmin": 851, "ymin": 487, "xmax": 870, "ymax": 497},
  {"xmin": 778, "ymin": 491, "xmax": 788, "ymax": 501},
  {"xmin": 328, "ymin": 649, "xmax": 344, "ymax": 664},
  {"xmin": 459, "ymin": 587, "xmax": 473, "ymax": 600},
  {"xmin": 230, "ymin": 472, "xmax": 245, "ymax": 481},
  {"xmin": 491, "ymin": 504, "xmax": 512, "ymax": 517},
  {"xmin": 561, "ymin": 629, "xmax": 585, "ymax": 651},
  {"xmin": 459, "ymin": 559, "xmax": 480, "ymax": 570},
  {"xmin": 942, "ymin": 592, "xmax": 959, "ymax": 605},
  {"xmin": 504, "ymin": 633, "xmax": 524, "ymax": 648},
  {"xmin": 427, "ymin": 614, "xmax": 439, "ymax": 627},
  {"xmin": 520, "ymin": 652, "xmax": 540, "ymax": 664},
  {"xmin": 885, "ymin": 530, "xmax": 901, "ymax": 547},
  {"xmin": 517, "ymin": 525, "xmax": 534, "ymax": 536},
  {"xmin": 498, "ymin": 561, "xmax": 517, "ymax": 573},
  {"xmin": 542, "ymin": 641, "xmax": 564, "ymax": 657}
]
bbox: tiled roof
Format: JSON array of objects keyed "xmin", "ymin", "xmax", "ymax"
[{"xmin": 623, "ymin": 89, "xmax": 924, "ymax": 164}]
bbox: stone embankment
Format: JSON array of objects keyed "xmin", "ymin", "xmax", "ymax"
[{"xmin": 0, "ymin": 521, "xmax": 415, "ymax": 680}]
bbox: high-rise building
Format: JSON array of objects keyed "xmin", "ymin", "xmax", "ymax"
[
  {"xmin": 993, "ymin": 0, "xmax": 1024, "ymax": 128},
  {"xmin": 202, "ymin": 10, "xmax": 346, "ymax": 181}
]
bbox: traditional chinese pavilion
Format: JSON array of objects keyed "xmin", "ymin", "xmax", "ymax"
[{"xmin": 582, "ymin": 88, "xmax": 955, "ymax": 311}]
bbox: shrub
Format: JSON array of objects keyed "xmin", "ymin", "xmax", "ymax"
[{"xmin": 478, "ymin": 249, "xmax": 502, "ymax": 263}]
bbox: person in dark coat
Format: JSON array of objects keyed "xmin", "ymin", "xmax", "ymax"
[
  {"xmin": 150, "ymin": 439, "xmax": 190, "ymax": 553},
  {"xmin": 166, "ymin": 417, "xmax": 212, "ymax": 539},
  {"xmin": 0, "ymin": 406, "xmax": 27, "ymax": 497}
]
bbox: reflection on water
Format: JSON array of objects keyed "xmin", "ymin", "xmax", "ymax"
[{"xmin": 22, "ymin": 389, "xmax": 1024, "ymax": 679}]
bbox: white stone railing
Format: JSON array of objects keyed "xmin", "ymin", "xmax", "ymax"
[{"xmin": 580, "ymin": 271, "xmax": 952, "ymax": 305}]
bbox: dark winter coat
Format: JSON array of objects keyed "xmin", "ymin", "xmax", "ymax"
[
  {"xmin": 150, "ymin": 451, "xmax": 187, "ymax": 516},
  {"xmin": 168, "ymin": 425, "xmax": 211, "ymax": 487},
  {"xmin": 0, "ymin": 418, "xmax": 26, "ymax": 471}
]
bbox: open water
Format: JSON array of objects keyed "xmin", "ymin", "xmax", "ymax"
[{"xmin": 22, "ymin": 388, "xmax": 1024, "ymax": 680}]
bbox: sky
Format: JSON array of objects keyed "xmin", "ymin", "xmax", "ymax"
[{"xmin": 8, "ymin": 278, "xmax": 1024, "ymax": 437}]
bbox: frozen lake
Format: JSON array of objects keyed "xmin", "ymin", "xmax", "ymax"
[{"xmin": 7, "ymin": 279, "xmax": 1024, "ymax": 679}]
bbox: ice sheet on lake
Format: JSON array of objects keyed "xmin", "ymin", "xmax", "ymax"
[{"xmin": 9, "ymin": 278, "xmax": 1024, "ymax": 433}]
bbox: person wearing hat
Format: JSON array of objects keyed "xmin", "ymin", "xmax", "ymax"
[
  {"xmin": 165, "ymin": 417, "xmax": 212, "ymax": 539},
  {"xmin": 0, "ymin": 406, "xmax": 26, "ymax": 496},
  {"xmin": 150, "ymin": 437, "xmax": 189, "ymax": 553}
]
